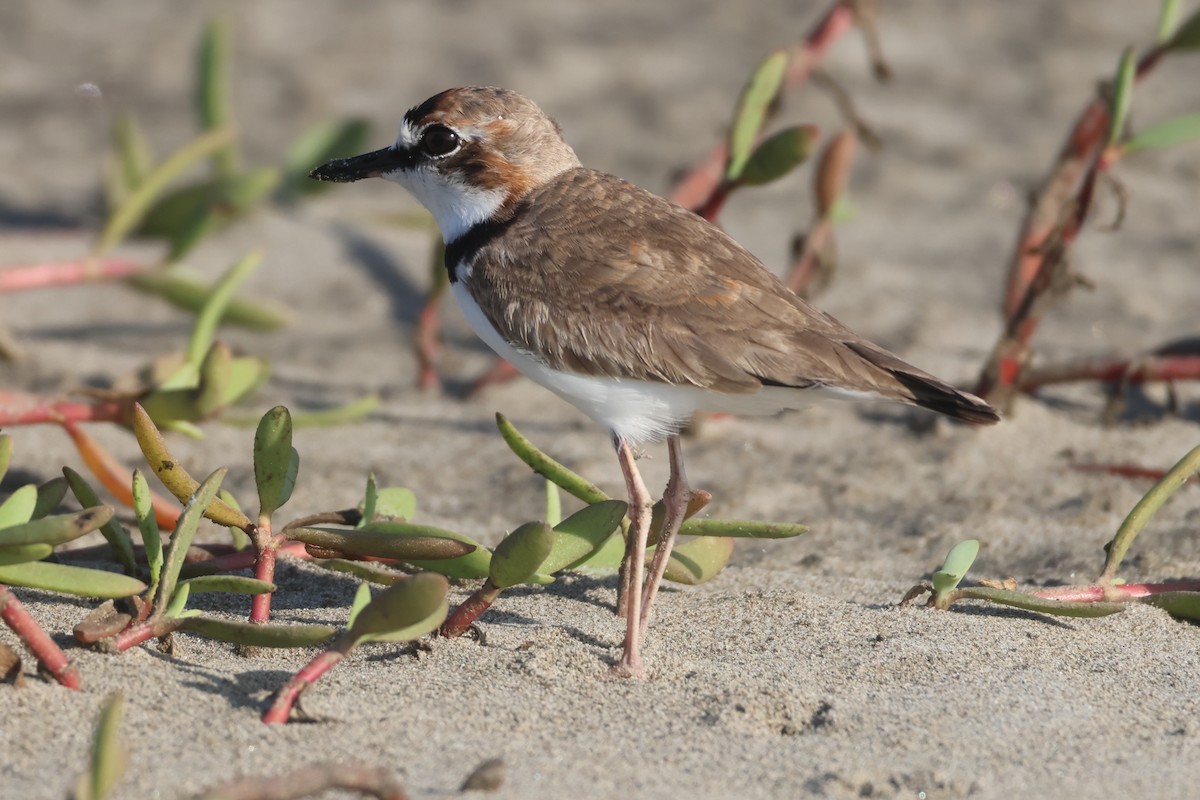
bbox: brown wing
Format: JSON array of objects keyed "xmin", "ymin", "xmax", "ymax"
[{"xmin": 467, "ymin": 168, "xmax": 998, "ymax": 424}]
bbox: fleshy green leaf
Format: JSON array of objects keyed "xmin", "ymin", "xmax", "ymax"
[
  {"xmin": 932, "ymin": 539, "xmax": 979, "ymax": 597},
  {"xmin": 347, "ymin": 582, "xmax": 372, "ymax": 629},
  {"xmin": 0, "ymin": 484, "xmax": 37, "ymax": 528},
  {"xmin": 125, "ymin": 268, "xmax": 289, "ymax": 331},
  {"xmin": 0, "ymin": 434, "xmax": 12, "ymax": 483},
  {"xmin": 0, "ymin": 562, "xmax": 146, "ymax": 598},
  {"xmin": 62, "ymin": 468, "xmax": 138, "ymax": 574},
  {"xmin": 0, "ymin": 543, "xmax": 54, "ymax": 566},
  {"xmin": 726, "ymin": 49, "xmax": 789, "ymax": 181},
  {"xmin": 132, "ymin": 470, "xmax": 163, "ymax": 589},
  {"xmin": 662, "ymin": 536, "xmax": 735, "ymax": 585},
  {"xmin": 1124, "ymin": 112, "xmax": 1200, "ymax": 154},
  {"xmin": 545, "ymin": 480, "xmax": 562, "ymax": 528},
  {"xmin": 180, "ymin": 616, "xmax": 338, "ymax": 647},
  {"xmin": 183, "ymin": 250, "xmax": 263, "ymax": 372},
  {"xmin": 348, "ymin": 572, "xmax": 449, "ymax": 644},
  {"xmin": 197, "ymin": 16, "xmax": 237, "ymax": 177},
  {"xmin": 359, "ymin": 473, "xmax": 379, "ymax": 528},
  {"xmin": 737, "ymin": 125, "xmax": 818, "ymax": 187},
  {"xmin": 179, "ymin": 575, "xmax": 275, "ymax": 596},
  {"xmin": 254, "ymin": 406, "xmax": 298, "ymax": 521},
  {"xmin": 153, "ymin": 468, "xmax": 227, "ymax": 617},
  {"xmin": 495, "ymin": 413, "xmax": 609, "ymax": 503},
  {"xmin": 80, "ymin": 692, "xmax": 128, "ymax": 800},
  {"xmin": 955, "ymin": 586, "xmax": 1125, "ymax": 617},
  {"xmin": 1164, "ymin": 8, "xmax": 1200, "ymax": 50},
  {"xmin": 489, "ymin": 521, "xmax": 554, "ymax": 590},
  {"xmin": 0, "ymin": 506, "xmax": 114, "ymax": 547},
  {"xmin": 93, "ymin": 126, "xmax": 236, "ymax": 256},
  {"xmin": 1143, "ymin": 591, "xmax": 1200, "ymax": 620},
  {"xmin": 539, "ymin": 500, "xmax": 627, "ymax": 576},
  {"xmin": 32, "ymin": 477, "xmax": 68, "ymax": 520},
  {"xmin": 678, "ymin": 518, "xmax": 808, "ymax": 538},
  {"xmin": 1107, "ymin": 47, "xmax": 1136, "ymax": 149},
  {"xmin": 365, "ymin": 486, "xmax": 417, "ymax": 523},
  {"xmin": 288, "ymin": 525, "xmax": 476, "ymax": 563},
  {"xmin": 131, "ymin": 403, "xmax": 251, "ymax": 529}
]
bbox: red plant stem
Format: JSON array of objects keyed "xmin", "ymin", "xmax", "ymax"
[
  {"xmin": 1070, "ymin": 463, "xmax": 1175, "ymax": 482},
  {"xmin": 262, "ymin": 640, "xmax": 351, "ymax": 724},
  {"xmin": 466, "ymin": 358, "xmax": 521, "ymax": 398},
  {"xmin": 668, "ymin": 0, "xmax": 859, "ymax": 211},
  {"xmin": 1018, "ymin": 355, "xmax": 1200, "ymax": 391},
  {"xmin": 1031, "ymin": 581, "xmax": 1200, "ymax": 604},
  {"xmin": 440, "ymin": 582, "xmax": 500, "ymax": 638},
  {"xmin": 181, "ymin": 539, "xmax": 309, "ymax": 576},
  {"xmin": 1001, "ymin": 48, "xmax": 1163, "ymax": 322},
  {"xmin": 0, "ymin": 258, "xmax": 143, "ymax": 293},
  {"xmin": 112, "ymin": 616, "xmax": 183, "ymax": 652},
  {"xmin": 0, "ymin": 391, "xmax": 126, "ymax": 426},
  {"xmin": 250, "ymin": 525, "xmax": 279, "ymax": 623},
  {"xmin": 0, "ymin": 584, "xmax": 82, "ymax": 689}
]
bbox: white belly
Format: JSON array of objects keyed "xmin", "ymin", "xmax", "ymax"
[{"xmin": 451, "ymin": 281, "xmax": 873, "ymax": 444}]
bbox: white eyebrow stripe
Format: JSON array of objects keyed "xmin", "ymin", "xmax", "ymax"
[{"xmin": 395, "ymin": 120, "xmax": 420, "ymax": 149}]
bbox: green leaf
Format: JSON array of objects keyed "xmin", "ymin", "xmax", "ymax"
[
  {"xmin": 1107, "ymin": 47, "xmax": 1136, "ymax": 149},
  {"xmin": 310, "ymin": 558, "xmax": 404, "ymax": 586},
  {"xmin": 280, "ymin": 117, "xmax": 372, "ymax": 200},
  {"xmin": 185, "ymin": 250, "xmax": 263, "ymax": 370},
  {"xmin": 1101, "ymin": 441, "xmax": 1200, "ymax": 582},
  {"xmin": 284, "ymin": 394, "xmax": 380, "ymax": 427},
  {"xmin": 141, "ymin": 169, "xmax": 280, "ymax": 261},
  {"xmin": 180, "ymin": 616, "xmax": 338, "ymax": 647},
  {"xmin": 932, "ymin": 539, "xmax": 979, "ymax": 597},
  {"xmin": 364, "ymin": 486, "xmax": 416, "ymax": 523},
  {"xmin": 347, "ymin": 582, "xmax": 372, "ymax": 629},
  {"xmin": 83, "ymin": 692, "xmax": 128, "ymax": 800},
  {"xmin": 0, "ymin": 562, "xmax": 146, "ymax": 598},
  {"xmin": 254, "ymin": 406, "xmax": 298, "ymax": 521},
  {"xmin": 288, "ymin": 525, "xmax": 476, "ymax": 563},
  {"xmin": 539, "ymin": 499, "xmax": 627, "ymax": 576},
  {"xmin": 495, "ymin": 413, "xmax": 609, "ymax": 504},
  {"xmin": 125, "ymin": 268, "xmax": 289, "ymax": 330},
  {"xmin": 489, "ymin": 521, "xmax": 554, "ymax": 589},
  {"xmin": 130, "ymin": 403, "xmax": 251, "ymax": 530},
  {"xmin": 93, "ymin": 126, "xmax": 236, "ymax": 256},
  {"xmin": 1158, "ymin": 0, "xmax": 1183, "ymax": 44},
  {"xmin": 0, "ymin": 506, "xmax": 114, "ymax": 547},
  {"xmin": 164, "ymin": 581, "xmax": 192, "ymax": 619},
  {"xmin": 0, "ymin": 484, "xmax": 37, "ymax": 528},
  {"xmin": 737, "ymin": 125, "xmax": 818, "ymax": 187},
  {"xmin": 545, "ymin": 480, "xmax": 562, "ymax": 528},
  {"xmin": 348, "ymin": 572, "xmax": 449, "ymax": 644},
  {"xmin": 0, "ymin": 543, "xmax": 53, "ymax": 566},
  {"xmin": 196, "ymin": 16, "xmax": 237, "ymax": 177},
  {"xmin": 106, "ymin": 112, "xmax": 154, "ymax": 208},
  {"xmin": 662, "ymin": 536, "xmax": 734, "ymax": 585},
  {"xmin": 153, "ymin": 468, "xmax": 227, "ymax": 617},
  {"xmin": 218, "ymin": 489, "xmax": 251, "ymax": 550},
  {"xmin": 132, "ymin": 469, "xmax": 163, "ymax": 590},
  {"xmin": 955, "ymin": 586, "xmax": 1125, "ymax": 617},
  {"xmin": 62, "ymin": 468, "xmax": 138, "ymax": 574},
  {"xmin": 0, "ymin": 434, "xmax": 11, "ymax": 483},
  {"xmin": 568, "ymin": 527, "xmax": 626, "ymax": 572},
  {"xmin": 1124, "ymin": 113, "xmax": 1200, "ymax": 154},
  {"xmin": 678, "ymin": 518, "xmax": 808, "ymax": 538},
  {"xmin": 32, "ymin": 477, "xmax": 68, "ymax": 520},
  {"xmin": 1143, "ymin": 591, "xmax": 1200, "ymax": 620},
  {"xmin": 726, "ymin": 49, "xmax": 789, "ymax": 181},
  {"xmin": 1164, "ymin": 8, "xmax": 1200, "ymax": 50},
  {"xmin": 359, "ymin": 473, "xmax": 379, "ymax": 528},
  {"xmin": 179, "ymin": 575, "xmax": 275, "ymax": 596}
]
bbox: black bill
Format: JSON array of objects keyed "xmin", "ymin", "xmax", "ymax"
[{"xmin": 309, "ymin": 146, "xmax": 412, "ymax": 183}]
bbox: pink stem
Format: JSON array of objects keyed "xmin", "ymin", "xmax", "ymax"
[
  {"xmin": 1031, "ymin": 581, "xmax": 1200, "ymax": 603},
  {"xmin": 250, "ymin": 536, "xmax": 278, "ymax": 623},
  {"xmin": 0, "ymin": 391, "xmax": 126, "ymax": 426},
  {"xmin": 0, "ymin": 258, "xmax": 143, "ymax": 293},
  {"xmin": 440, "ymin": 581, "xmax": 500, "ymax": 638},
  {"xmin": 262, "ymin": 642, "xmax": 350, "ymax": 724},
  {"xmin": 112, "ymin": 616, "xmax": 183, "ymax": 652},
  {"xmin": 0, "ymin": 584, "xmax": 81, "ymax": 689}
]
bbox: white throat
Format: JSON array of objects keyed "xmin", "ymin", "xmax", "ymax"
[{"xmin": 382, "ymin": 166, "xmax": 506, "ymax": 243}]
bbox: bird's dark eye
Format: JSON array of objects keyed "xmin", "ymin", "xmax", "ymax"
[{"xmin": 420, "ymin": 125, "xmax": 460, "ymax": 157}]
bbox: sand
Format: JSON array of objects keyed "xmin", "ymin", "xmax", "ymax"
[{"xmin": 3, "ymin": 1, "xmax": 1200, "ymax": 797}]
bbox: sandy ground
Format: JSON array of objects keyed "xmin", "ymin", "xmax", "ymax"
[{"xmin": 3, "ymin": 1, "xmax": 1200, "ymax": 797}]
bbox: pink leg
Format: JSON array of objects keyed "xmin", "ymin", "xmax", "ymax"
[
  {"xmin": 610, "ymin": 436, "xmax": 652, "ymax": 679},
  {"xmin": 639, "ymin": 434, "xmax": 693, "ymax": 640}
]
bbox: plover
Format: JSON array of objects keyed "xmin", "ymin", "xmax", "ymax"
[{"xmin": 311, "ymin": 86, "xmax": 999, "ymax": 678}]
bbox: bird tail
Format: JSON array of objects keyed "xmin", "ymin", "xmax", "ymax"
[{"xmin": 845, "ymin": 342, "xmax": 1000, "ymax": 425}]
